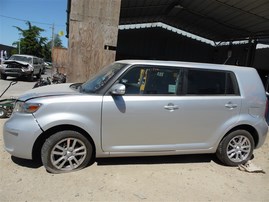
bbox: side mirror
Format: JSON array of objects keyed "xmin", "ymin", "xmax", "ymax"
[{"xmin": 110, "ymin": 83, "xmax": 126, "ymax": 95}]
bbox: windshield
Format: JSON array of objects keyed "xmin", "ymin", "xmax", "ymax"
[
  {"xmin": 9, "ymin": 55, "xmax": 32, "ymax": 64},
  {"xmin": 80, "ymin": 63, "xmax": 126, "ymax": 93}
]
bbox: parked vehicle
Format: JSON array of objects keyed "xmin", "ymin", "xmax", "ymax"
[
  {"xmin": 39, "ymin": 58, "xmax": 46, "ymax": 74},
  {"xmin": 3, "ymin": 60, "xmax": 268, "ymax": 173},
  {"xmin": 0, "ymin": 54, "xmax": 43, "ymax": 81}
]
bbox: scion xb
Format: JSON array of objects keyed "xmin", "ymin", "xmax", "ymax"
[{"xmin": 3, "ymin": 60, "xmax": 268, "ymax": 173}]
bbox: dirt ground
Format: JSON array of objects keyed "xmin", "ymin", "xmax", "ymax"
[{"xmin": 0, "ymin": 77, "xmax": 269, "ymax": 202}]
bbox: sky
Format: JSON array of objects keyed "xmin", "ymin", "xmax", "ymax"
[{"xmin": 0, "ymin": 0, "xmax": 68, "ymax": 48}]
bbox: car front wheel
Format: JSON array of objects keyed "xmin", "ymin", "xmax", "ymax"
[
  {"xmin": 0, "ymin": 73, "xmax": 7, "ymax": 80},
  {"xmin": 0, "ymin": 107, "xmax": 7, "ymax": 118},
  {"xmin": 41, "ymin": 130, "xmax": 93, "ymax": 173},
  {"xmin": 28, "ymin": 72, "xmax": 34, "ymax": 81},
  {"xmin": 216, "ymin": 130, "xmax": 254, "ymax": 166}
]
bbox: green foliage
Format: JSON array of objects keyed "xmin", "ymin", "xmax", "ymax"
[
  {"xmin": 14, "ymin": 21, "xmax": 47, "ymax": 58},
  {"xmin": 54, "ymin": 34, "xmax": 64, "ymax": 48},
  {"xmin": 13, "ymin": 21, "xmax": 64, "ymax": 61}
]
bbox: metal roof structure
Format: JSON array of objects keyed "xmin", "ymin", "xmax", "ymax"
[{"xmin": 120, "ymin": 0, "xmax": 269, "ymax": 42}]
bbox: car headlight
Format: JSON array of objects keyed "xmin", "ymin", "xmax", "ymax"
[
  {"xmin": 0, "ymin": 64, "xmax": 7, "ymax": 69},
  {"xmin": 13, "ymin": 101, "xmax": 42, "ymax": 113}
]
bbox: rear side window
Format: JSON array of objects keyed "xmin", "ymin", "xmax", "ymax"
[{"xmin": 184, "ymin": 69, "xmax": 239, "ymax": 96}]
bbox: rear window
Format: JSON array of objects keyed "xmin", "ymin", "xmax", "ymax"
[{"xmin": 183, "ymin": 69, "xmax": 239, "ymax": 96}]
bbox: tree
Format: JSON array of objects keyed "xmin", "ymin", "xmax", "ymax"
[
  {"xmin": 43, "ymin": 33, "xmax": 64, "ymax": 61},
  {"xmin": 13, "ymin": 21, "xmax": 47, "ymax": 58},
  {"xmin": 53, "ymin": 34, "xmax": 64, "ymax": 48}
]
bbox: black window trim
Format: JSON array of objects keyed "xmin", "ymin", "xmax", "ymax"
[{"xmin": 182, "ymin": 68, "xmax": 240, "ymax": 96}]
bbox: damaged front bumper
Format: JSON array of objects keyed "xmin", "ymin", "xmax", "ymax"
[{"xmin": 0, "ymin": 60, "xmax": 34, "ymax": 77}]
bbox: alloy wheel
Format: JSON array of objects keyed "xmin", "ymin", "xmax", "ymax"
[
  {"xmin": 50, "ymin": 137, "xmax": 87, "ymax": 171},
  {"xmin": 226, "ymin": 135, "xmax": 251, "ymax": 163}
]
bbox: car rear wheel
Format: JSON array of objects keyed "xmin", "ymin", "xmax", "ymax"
[
  {"xmin": 41, "ymin": 130, "xmax": 93, "ymax": 173},
  {"xmin": 216, "ymin": 130, "xmax": 254, "ymax": 166},
  {"xmin": 36, "ymin": 70, "xmax": 41, "ymax": 79}
]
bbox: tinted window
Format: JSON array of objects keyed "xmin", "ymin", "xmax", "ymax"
[
  {"xmin": 119, "ymin": 67, "xmax": 182, "ymax": 95},
  {"xmin": 33, "ymin": 58, "xmax": 38, "ymax": 65},
  {"xmin": 185, "ymin": 69, "xmax": 239, "ymax": 95}
]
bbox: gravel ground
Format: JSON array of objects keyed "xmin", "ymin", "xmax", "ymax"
[{"xmin": 0, "ymin": 74, "xmax": 268, "ymax": 202}]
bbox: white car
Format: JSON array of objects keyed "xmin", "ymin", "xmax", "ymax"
[{"xmin": 0, "ymin": 54, "xmax": 42, "ymax": 81}]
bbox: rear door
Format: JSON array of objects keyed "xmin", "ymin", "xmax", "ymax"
[{"xmin": 173, "ymin": 68, "xmax": 241, "ymax": 147}]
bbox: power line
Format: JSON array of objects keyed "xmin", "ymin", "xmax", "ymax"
[{"xmin": 0, "ymin": 14, "xmax": 65, "ymax": 27}]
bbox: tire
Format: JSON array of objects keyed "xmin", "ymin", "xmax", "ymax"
[
  {"xmin": 216, "ymin": 130, "xmax": 254, "ymax": 166},
  {"xmin": 41, "ymin": 130, "xmax": 93, "ymax": 173},
  {"xmin": 41, "ymin": 67, "xmax": 45, "ymax": 74},
  {"xmin": 1, "ymin": 73, "xmax": 7, "ymax": 80},
  {"xmin": 0, "ymin": 107, "xmax": 7, "ymax": 118},
  {"xmin": 28, "ymin": 73, "xmax": 34, "ymax": 82},
  {"xmin": 36, "ymin": 70, "xmax": 41, "ymax": 79}
]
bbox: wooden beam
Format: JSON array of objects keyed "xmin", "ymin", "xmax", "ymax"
[{"xmin": 68, "ymin": 0, "xmax": 121, "ymax": 82}]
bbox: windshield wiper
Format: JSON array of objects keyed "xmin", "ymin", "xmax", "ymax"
[{"xmin": 70, "ymin": 83, "xmax": 82, "ymax": 90}]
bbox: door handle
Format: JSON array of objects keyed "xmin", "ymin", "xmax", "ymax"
[
  {"xmin": 164, "ymin": 103, "xmax": 179, "ymax": 111},
  {"xmin": 225, "ymin": 102, "xmax": 238, "ymax": 109}
]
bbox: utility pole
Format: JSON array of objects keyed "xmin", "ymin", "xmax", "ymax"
[
  {"xmin": 51, "ymin": 23, "xmax": 55, "ymax": 50},
  {"xmin": 18, "ymin": 41, "xmax": 20, "ymax": 54},
  {"xmin": 18, "ymin": 33, "xmax": 21, "ymax": 54},
  {"xmin": 51, "ymin": 23, "xmax": 55, "ymax": 70}
]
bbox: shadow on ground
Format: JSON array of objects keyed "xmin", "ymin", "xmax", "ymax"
[
  {"xmin": 10, "ymin": 154, "xmax": 222, "ymax": 170},
  {"xmin": 96, "ymin": 154, "xmax": 222, "ymax": 166},
  {"xmin": 11, "ymin": 156, "xmax": 42, "ymax": 169}
]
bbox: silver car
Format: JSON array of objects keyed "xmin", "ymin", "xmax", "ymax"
[
  {"xmin": 0, "ymin": 54, "xmax": 42, "ymax": 81},
  {"xmin": 3, "ymin": 60, "xmax": 268, "ymax": 173}
]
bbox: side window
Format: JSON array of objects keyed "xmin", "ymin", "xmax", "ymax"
[
  {"xmin": 119, "ymin": 67, "xmax": 182, "ymax": 95},
  {"xmin": 33, "ymin": 58, "xmax": 38, "ymax": 65},
  {"xmin": 225, "ymin": 73, "xmax": 239, "ymax": 95},
  {"xmin": 185, "ymin": 69, "xmax": 239, "ymax": 95}
]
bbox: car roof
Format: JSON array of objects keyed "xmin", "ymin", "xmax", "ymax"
[{"xmin": 116, "ymin": 60, "xmax": 255, "ymax": 73}]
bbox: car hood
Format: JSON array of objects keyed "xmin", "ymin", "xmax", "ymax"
[
  {"xmin": 3, "ymin": 60, "xmax": 30, "ymax": 66},
  {"xmin": 19, "ymin": 83, "xmax": 81, "ymax": 101}
]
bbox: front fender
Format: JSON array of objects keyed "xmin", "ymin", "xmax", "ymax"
[{"xmin": 32, "ymin": 95, "xmax": 103, "ymax": 153}]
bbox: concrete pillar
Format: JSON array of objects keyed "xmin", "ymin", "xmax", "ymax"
[{"xmin": 68, "ymin": 0, "xmax": 121, "ymax": 82}]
